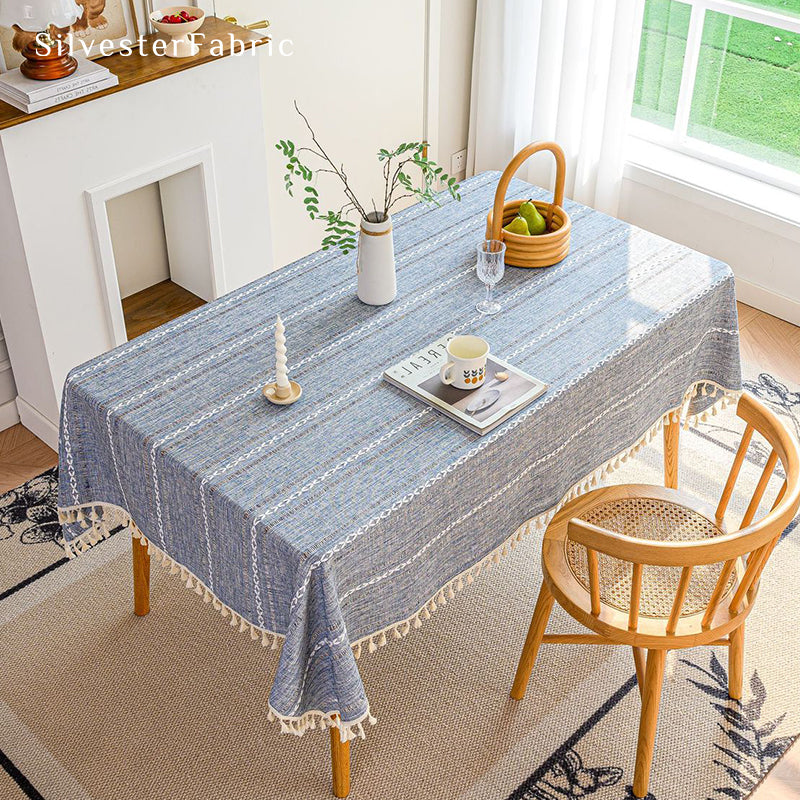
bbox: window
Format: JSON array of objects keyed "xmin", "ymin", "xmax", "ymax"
[{"xmin": 632, "ymin": 0, "xmax": 800, "ymax": 191}]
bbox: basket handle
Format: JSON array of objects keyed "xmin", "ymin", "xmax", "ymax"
[{"xmin": 490, "ymin": 141, "xmax": 566, "ymax": 240}]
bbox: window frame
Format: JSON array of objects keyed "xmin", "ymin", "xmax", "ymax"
[{"xmin": 630, "ymin": 0, "xmax": 800, "ymax": 195}]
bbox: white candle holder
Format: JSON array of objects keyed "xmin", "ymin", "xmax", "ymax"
[{"xmin": 263, "ymin": 380, "xmax": 302, "ymax": 405}]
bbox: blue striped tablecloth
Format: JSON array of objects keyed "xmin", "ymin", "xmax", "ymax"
[{"xmin": 58, "ymin": 172, "xmax": 741, "ymax": 740}]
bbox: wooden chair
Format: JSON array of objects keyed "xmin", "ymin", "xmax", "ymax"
[{"xmin": 509, "ymin": 392, "xmax": 800, "ymax": 798}]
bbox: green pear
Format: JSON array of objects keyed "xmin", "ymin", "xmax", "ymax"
[
  {"xmin": 503, "ymin": 215, "xmax": 530, "ymax": 235},
  {"xmin": 519, "ymin": 199, "xmax": 546, "ymax": 235}
]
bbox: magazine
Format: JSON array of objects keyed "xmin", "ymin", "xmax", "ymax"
[{"xmin": 383, "ymin": 334, "xmax": 547, "ymax": 435}]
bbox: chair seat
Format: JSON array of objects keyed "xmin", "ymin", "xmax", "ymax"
[
  {"xmin": 565, "ymin": 495, "xmax": 733, "ymax": 617},
  {"xmin": 543, "ymin": 485, "xmax": 739, "ymax": 633}
]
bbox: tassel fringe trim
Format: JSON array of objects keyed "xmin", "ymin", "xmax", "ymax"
[
  {"xmin": 267, "ymin": 706, "xmax": 377, "ymax": 743},
  {"xmin": 58, "ymin": 380, "xmax": 738, "ymax": 739},
  {"xmin": 56, "ymin": 509, "xmax": 288, "ymax": 653}
]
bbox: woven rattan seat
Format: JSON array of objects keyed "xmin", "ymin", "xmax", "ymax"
[{"xmin": 565, "ymin": 497, "xmax": 732, "ymax": 617}]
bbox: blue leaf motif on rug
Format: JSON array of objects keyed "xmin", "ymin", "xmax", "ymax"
[
  {"xmin": 516, "ymin": 748, "xmax": 623, "ymax": 799},
  {"xmin": 0, "ymin": 467, "xmax": 61, "ymax": 546},
  {"xmin": 683, "ymin": 653, "xmax": 795, "ymax": 800},
  {"xmin": 743, "ymin": 374, "xmax": 800, "ymax": 438}
]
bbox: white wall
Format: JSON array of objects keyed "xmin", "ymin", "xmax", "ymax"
[
  {"xmin": 106, "ymin": 183, "xmax": 170, "ymax": 299},
  {"xmin": 258, "ymin": 1, "xmax": 427, "ymax": 269},
  {"xmin": 437, "ymin": 0, "xmax": 476, "ymax": 181},
  {"xmin": 95, "ymin": 2, "xmax": 477, "ymax": 276},
  {"xmin": 619, "ymin": 172, "xmax": 800, "ymax": 327}
]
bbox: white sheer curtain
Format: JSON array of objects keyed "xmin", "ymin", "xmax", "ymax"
[{"xmin": 467, "ymin": 0, "xmax": 645, "ymax": 216}]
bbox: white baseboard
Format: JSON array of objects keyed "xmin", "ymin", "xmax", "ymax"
[
  {"xmin": 735, "ymin": 278, "xmax": 800, "ymax": 328},
  {"xmin": 0, "ymin": 398, "xmax": 20, "ymax": 432},
  {"xmin": 16, "ymin": 396, "xmax": 58, "ymax": 451}
]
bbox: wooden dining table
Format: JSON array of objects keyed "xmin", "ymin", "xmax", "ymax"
[{"xmin": 57, "ymin": 171, "xmax": 742, "ymax": 796}]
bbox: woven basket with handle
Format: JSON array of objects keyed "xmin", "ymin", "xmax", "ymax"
[{"xmin": 485, "ymin": 141, "xmax": 571, "ymax": 268}]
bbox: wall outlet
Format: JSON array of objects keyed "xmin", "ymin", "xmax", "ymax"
[{"xmin": 451, "ymin": 148, "xmax": 467, "ymax": 176}]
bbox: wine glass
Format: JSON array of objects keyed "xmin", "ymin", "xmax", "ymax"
[{"xmin": 476, "ymin": 239, "xmax": 506, "ymax": 315}]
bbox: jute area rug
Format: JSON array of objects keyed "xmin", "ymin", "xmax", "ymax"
[{"xmin": 0, "ymin": 368, "xmax": 798, "ymax": 800}]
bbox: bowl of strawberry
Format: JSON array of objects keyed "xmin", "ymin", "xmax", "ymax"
[{"xmin": 150, "ymin": 6, "xmax": 205, "ymax": 58}]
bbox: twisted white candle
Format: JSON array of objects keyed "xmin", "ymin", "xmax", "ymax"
[{"xmin": 275, "ymin": 315, "xmax": 290, "ymax": 393}]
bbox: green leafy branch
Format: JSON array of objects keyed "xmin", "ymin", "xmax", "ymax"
[
  {"xmin": 276, "ymin": 139, "xmax": 314, "ymax": 199},
  {"xmin": 379, "ymin": 141, "xmax": 461, "ymax": 214},
  {"xmin": 275, "ymin": 103, "xmax": 462, "ymax": 255},
  {"xmin": 319, "ymin": 210, "xmax": 357, "ymax": 255}
]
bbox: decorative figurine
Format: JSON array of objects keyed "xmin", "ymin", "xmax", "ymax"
[{"xmin": 263, "ymin": 315, "xmax": 302, "ymax": 405}]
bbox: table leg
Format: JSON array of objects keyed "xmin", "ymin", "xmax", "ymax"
[
  {"xmin": 663, "ymin": 420, "xmax": 679, "ymax": 490},
  {"xmin": 132, "ymin": 536, "xmax": 150, "ymax": 616},
  {"xmin": 330, "ymin": 719, "xmax": 350, "ymax": 798}
]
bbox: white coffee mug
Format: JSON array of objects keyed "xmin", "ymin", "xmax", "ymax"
[{"xmin": 439, "ymin": 335, "xmax": 490, "ymax": 390}]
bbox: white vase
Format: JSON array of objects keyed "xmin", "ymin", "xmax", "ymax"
[{"xmin": 356, "ymin": 212, "xmax": 396, "ymax": 305}]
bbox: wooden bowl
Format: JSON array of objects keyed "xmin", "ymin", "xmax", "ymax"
[{"xmin": 485, "ymin": 141, "xmax": 571, "ymax": 269}]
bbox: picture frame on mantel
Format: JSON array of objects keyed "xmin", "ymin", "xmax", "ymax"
[{"xmin": 0, "ymin": 0, "xmax": 139, "ymax": 71}]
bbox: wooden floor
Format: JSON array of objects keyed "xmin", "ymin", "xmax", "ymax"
[
  {"xmin": 0, "ymin": 301, "xmax": 798, "ymax": 495},
  {"xmin": 122, "ymin": 279, "xmax": 205, "ymax": 341},
  {"xmin": 0, "ymin": 301, "xmax": 799, "ymax": 793}
]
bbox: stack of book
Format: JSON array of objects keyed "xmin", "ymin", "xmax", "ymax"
[{"xmin": 0, "ymin": 59, "xmax": 118, "ymax": 114}]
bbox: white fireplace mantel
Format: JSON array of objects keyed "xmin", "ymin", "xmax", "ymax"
[{"xmin": 0, "ymin": 22, "xmax": 273, "ymax": 449}]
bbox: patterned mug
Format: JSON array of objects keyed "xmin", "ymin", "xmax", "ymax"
[{"xmin": 439, "ymin": 335, "xmax": 489, "ymax": 390}]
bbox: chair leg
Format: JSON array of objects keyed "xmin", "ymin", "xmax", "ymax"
[
  {"xmin": 132, "ymin": 536, "xmax": 150, "ymax": 616},
  {"xmin": 330, "ymin": 721, "xmax": 351, "ymax": 798},
  {"xmin": 633, "ymin": 649, "xmax": 666, "ymax": 799},
  {"xmin": 663, "ymin": 420, "xmax": 680, "ymax": 490},
  {"xmin": 632, "ymin": 647, "xmax": 646, "ymax": 697},
  {"xmin": 511, "ymin": 581, "xmax": 554, "ymax": 701},
  {"xmin": 729, "ymin": 625, "xmax": 744, "ymax": 700}
]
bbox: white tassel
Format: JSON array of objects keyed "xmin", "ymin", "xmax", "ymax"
[{"xmin": 377, "ymin": 631, "xmax": 387, "ymax": 648}]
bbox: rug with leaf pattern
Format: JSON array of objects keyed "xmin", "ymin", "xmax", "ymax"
[{"xmin": 0, "ymin": 369, "xmax": 797, "ymax": 800}]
